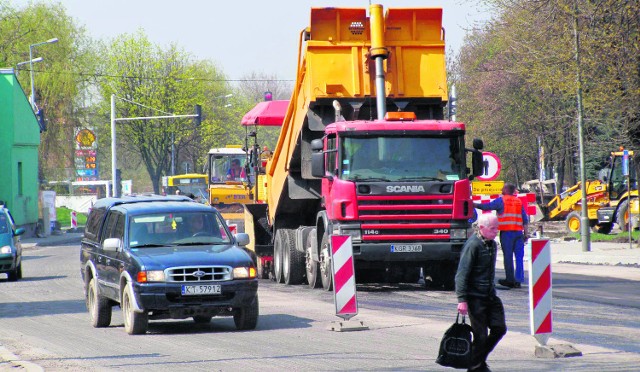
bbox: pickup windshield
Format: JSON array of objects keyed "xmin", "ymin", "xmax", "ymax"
[
  {"xmin": 340, "ymin": 135, "xmax": 465, "ymax": 182},
  {"xmin": 128, "ymin": 211, "xmax": 232, "ymax": 247}
]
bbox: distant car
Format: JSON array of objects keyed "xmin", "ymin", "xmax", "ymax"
[
  {"xmin": 0, "ymin": 205, "xmax": 25, "ymax": 281},
  {"xmin": 80, "ymin": 195, "xmax": 258, "ymax": 335}
]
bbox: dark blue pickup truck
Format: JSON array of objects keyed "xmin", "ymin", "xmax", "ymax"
[{"xmin": 80, "ymin": 195, "xmax": 258, "ymax": 334}]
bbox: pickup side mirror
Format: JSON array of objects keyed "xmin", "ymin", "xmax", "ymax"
[
  {"xmin": 235, "ymin": 233, "xmax": 250, "ymax": 247},
  {"xmin": 14, "ymin": 227, "xmax": 25, "ymax": 236},
  {"xmin": 103, "ymin": 238, "xmax": 122, "ymax": 252}
]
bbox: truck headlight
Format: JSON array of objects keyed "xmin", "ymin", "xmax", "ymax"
[
  {"xmin": 450, "ymin": 229, "xmax": 467, "ymax": 240},
  {"xmin": 233, "ymin": 267, "xmax": 257, "ymax": 279},
  {"xmin": 137, "ymin": 270, "xmax": 165, "ymax": 282},
  {"xmin": 0, "ymin": 245, "xmax": 11, "ymax": 254}
]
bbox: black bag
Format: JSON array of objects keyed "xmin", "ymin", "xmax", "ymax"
[{"xmin": 435, "ymin": 313, "xmax": 473, "ymax": 369}]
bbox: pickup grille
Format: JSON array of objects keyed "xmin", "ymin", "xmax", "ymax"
[{"xmin": 166, "ymin": 266, "xmax": 231, "ymax": 282}]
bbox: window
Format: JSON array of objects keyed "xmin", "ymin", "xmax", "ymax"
[
  {"xmin": 326, "ymin": 135, "xmax": 337, "ymax": 176},
  {"xmin": 85, "ymin": 209, "xmax": 106, "ymax": 240}
]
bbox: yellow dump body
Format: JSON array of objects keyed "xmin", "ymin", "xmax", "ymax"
[{"xmin": 266, "ymin": 6, "xmax": 449, "ymax": 222}]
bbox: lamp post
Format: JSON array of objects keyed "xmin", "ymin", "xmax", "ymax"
[
  {"xmin": 16, "ymin": 57, "xmax": 43, "ymax": 68},
  {"xmin": 29, "ymin": 38, "xmax": 58, "ymax": 110}
]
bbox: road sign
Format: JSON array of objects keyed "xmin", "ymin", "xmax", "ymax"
[
  {"xmin": 476, "ymin": 152, "xmax": 501, "ymax": 181},
  {"xmin": 472, "ymin": 181, "xmax": 504, "ymax": 195}
]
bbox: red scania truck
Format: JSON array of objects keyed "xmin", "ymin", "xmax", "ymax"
[{"xmin": 245, "ymin": 4, "xmax": 484, "ymax": 290}]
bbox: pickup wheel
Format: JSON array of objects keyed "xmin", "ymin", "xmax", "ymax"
[
  {"xmin": 7, "ymin": 264, "xmax": 19, "ymax": 282},
  {"xmin": 87, "ymin": 278, "xmax": 112, "ymax": 328},
  {"xmin": 283, "ymin": 228, "xmax": 305, "ymax": 285},
  {"xmin": 319, "ymin": 232, "xmax": 333, "ymax": 291},
  {"xmin": 16, "ymin": 263, "xmax": 22, "ymax": 279},
  {"xmin": 234, "ymin": 295, "xmax": 259, "ymax": 331},
  {"xmin": 122, "ymin": 287, "xmax": 148, "ymax": 335},
  {"xmin": 193, "ymin": 316, "xmax": 212, "ymax": 324}
]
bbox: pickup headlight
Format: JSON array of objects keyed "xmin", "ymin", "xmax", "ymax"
[
  {"xmin": 0, "ymin": 245, "xmax": 12, "ymax": 254},
  {"xmin": 137, "ymin": 270, "xmax": 165, "ymax": 282},
  {"xmin": 450, "ymin": 229, "xmax": 467, "ymax": 240},
  {"xmin": 233, "ymin": 267, "xmax": 257, "ymax": 279}
]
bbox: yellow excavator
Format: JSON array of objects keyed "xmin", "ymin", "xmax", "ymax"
[{"xmin": 545, "ymin": 150, "xmax": 638, "ymax": 233}]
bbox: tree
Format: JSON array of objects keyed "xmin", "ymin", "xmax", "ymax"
[{"xmin": 95, "ymin": 30, "xmax": 232, "ymax": 193}]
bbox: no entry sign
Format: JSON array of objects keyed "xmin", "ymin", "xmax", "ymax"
[{"xmin": 476, "ymin": 152, "xmax": 502, "ymax": 181}]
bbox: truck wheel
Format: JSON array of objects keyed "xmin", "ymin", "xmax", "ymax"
[
  {"xmin": 273, "ymin": 229, "xmax": 285, "ymax": 283},
  {"xmin": 319, "ymin": 232, "xmax": 333, "ymax": 291},
  {"xmin": 122, "ymin": 287, "xmax": 148, "ymax": 335},
  {"xmin": 87, "ymin": 278, "xmax": 112, "ymax": 328},
  {"xmin": 617, "ymin": 200, "xmax": 630, "ymax": 232},
  {"xmin": 565, "ymin": 211, "xmax": 582, "ymax": 233},
  {"xmin": 305, "ymin": 229, "xmax": 321, "ymax": 289},
  {"xmin": 283, "ymin": 229, "xmax": 305, "ymax": 285},
  {"xmin": 234, "ymin": 295, "xmax": 259, "ymax": 331},
  {"xmin": 592, "ymin": 223, "xmax": 613, "ymax": 234}
]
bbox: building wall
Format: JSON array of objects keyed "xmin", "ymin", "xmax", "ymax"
[{"xmin": 0, "ymin": 69, "xmax": 41, "ymax": 228}]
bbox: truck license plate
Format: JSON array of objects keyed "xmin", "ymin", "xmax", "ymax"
[
  {"xmin": 181, "ymin": 284, "xmax": 222, "ymax": 296},
  {"xmin": 391, "ymin": 244, "xmax": 422, "ymax": 253}
]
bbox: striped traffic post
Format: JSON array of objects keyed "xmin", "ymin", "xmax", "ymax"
[
  {"xmin": 528, "ymin": 238, "xmax": 552, "ymax": 346},
  {"xmin": 71, "ymin": 211, "xmax": 78, "ymax": 229},
  {"xmin": 331, "ymin": 235, "xmax": 358, "ymax": 320}
]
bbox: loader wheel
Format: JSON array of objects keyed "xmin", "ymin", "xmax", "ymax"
[
  {"xmin": 617, "ymin": 200, "xmax": 630, "ymax": 232},
  {"xmin": 565, "ymin": 211, "xmax": 582, "ymax": 233}
]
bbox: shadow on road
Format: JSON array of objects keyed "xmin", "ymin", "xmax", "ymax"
[{"xmin": 0, "ymin": 299, "xmax": 86, "ymax": 318}]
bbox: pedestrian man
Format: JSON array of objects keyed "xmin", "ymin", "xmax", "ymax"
[
  {"xmin": 456, "ymin": 213, "xmax": 506, "ymax": 372},
  {"xmin": 474, "ymin": 183, "xmax": 528, "ymax": 288}
]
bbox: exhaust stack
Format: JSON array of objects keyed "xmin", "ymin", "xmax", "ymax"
[{"xmin": 369, "ymin": 4, "xmax": 388, "ymax": 120}]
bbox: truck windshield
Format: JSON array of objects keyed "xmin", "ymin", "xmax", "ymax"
[{"xmin": 340, "ymin": 136, "xmax": 464, "ymax": 182}]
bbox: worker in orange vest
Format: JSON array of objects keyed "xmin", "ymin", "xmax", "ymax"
[{"xmin": 474, "ymin": 183, "xmax": 529, "ymax": 289}]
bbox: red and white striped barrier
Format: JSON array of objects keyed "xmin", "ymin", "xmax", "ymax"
[
  {"xmin": 71, "ymin": 211, "xmax": 78, "ymax": 229},
  {"xmin": 528, "ymin": 238, "xmax": 552, "ymax": 345},
  {"xmin": 331, "ymin": 235, "xmax": 358, "ymax": 320}
]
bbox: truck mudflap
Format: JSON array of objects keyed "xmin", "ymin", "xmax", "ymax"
[{"xmin": 243, "ymin": 204, "xmax": 273, "ymax": 279}]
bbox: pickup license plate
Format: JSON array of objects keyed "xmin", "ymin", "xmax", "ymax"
[
  {"xmin": 181, "ymin": 284, "xmax": 222, "ymax": 296},
  {"xmin": 391, "ymin": 244, "xmax": 422, "ymax": 253}
]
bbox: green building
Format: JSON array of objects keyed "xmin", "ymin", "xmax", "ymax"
[{"xmin": 0, "ymin": 68, "xmax": 41, "ymax": 233}]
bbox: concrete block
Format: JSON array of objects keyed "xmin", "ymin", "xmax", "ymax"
[
  {"xmin": 328, "ymin": 320, "xmax": 369, "ymax": 332},
  {"xmin": 535, "ymin": 344, "xmax": 582, "ymax": 358}
]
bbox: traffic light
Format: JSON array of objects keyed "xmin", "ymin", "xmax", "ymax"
[
  {"xmin": 194, "ymin": 104, "xmax": 202, "ymax": 126},
  {"xmin": 264, "ymin": 91, "xmax": 272, "ymax": 101}
]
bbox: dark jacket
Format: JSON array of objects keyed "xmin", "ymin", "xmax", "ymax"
[{"xmin": 455, "ymin": 234, "xmax": 497, "ymax": 302}]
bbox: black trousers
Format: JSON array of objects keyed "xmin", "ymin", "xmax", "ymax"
[{"xmin": 467, "ymin": 295, "xmax": 507, "ymax": 367}]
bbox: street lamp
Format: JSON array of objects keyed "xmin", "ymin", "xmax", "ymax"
[
  {"xmin": 29, "ymin": 37, "xmax": 58, "ymax": 110},
  {"xmin": 16, "ymin": 57, "xmax": 43, "ymax": 68}
]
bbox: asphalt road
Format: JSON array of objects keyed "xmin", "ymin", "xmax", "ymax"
[{"xmin": 0, "ymin": 244, "xmax": 639, "ymax": 371}]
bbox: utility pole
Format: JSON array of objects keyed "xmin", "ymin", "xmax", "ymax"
[{"xmin": 573, "ymin": 0, "xmax": 590, "ymax": 252}]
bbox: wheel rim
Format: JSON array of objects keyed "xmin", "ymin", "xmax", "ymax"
[
  {"xmin": 88, "ymin": 284, "xmax": 96, "ymax": 317},
  {"xmin": 320, "ymin": 246, "xmax": 330, "ymax": 278},
  {"xmin": 568, "ymin": 217, "xmax": 580, "ymax": 232},
  {"xmin": 123, "ymin": 292, "xmax": 131, "ymax": 330}
]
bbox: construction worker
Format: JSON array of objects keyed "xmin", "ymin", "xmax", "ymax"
[{"xmin": 474, "ymin": 183, "xmax": 529, "ymax": 289}]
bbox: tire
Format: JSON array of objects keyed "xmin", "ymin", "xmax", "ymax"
[
  {"xmin": 234, "ymin": 295, "xmax": 259, "ymax": 331},
  {"xmin": 273, "ymin": 229, "xmax": 284, "ymax": 283},
  {"xmin": 7, "ymin": 265, "xmax": 18, "ymax": 282},
  {"xmin": 305, "ymin": 229, "xmax": 321, "ymax": 289},
  {"xmin": 16, "ymin": 263, "xmax": 22, "ymax": 279},
  {"xmin": 592, "ymin": 223, "xmax": 613, "ymax": 234},
  {"xmin": 617, "ymin": 200, "xmax": 630, "ymax": 232},
  {"xmin": 122, "ymin": 287, "xmax": 148, "ymax": 335},
  {"xmin": 86, "ymin": 278, "xmax": 112, "ymax": 328},
  {"xmin": 319, "ymin": 232, "xmax": 333, "ymax": 291},
  {"xmin": 283, "ymin": 228, "xmax": 305, "ymax": 285},
  {"xmin": 424, "ymin": 261, "xmax": 456, "ymax": 290},
  {"xmin": 193, "ymin": 316, "xmax": 212, "ymax": 324},
  {"xmin": 565, "ymin": 211, "xmax": 582, "ymax": 233}
]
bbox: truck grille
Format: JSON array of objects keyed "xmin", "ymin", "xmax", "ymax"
[{"xmin": 166, "ymin": 266, "xmax": 231, "ymax": 282}]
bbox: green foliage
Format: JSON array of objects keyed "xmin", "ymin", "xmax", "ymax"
[
  {"xmin": 56, "ymin": 207, "xmax": 87, "ymax": 227},
  {"xmin": 457, "ymin": 0, "xmax": 639, "ymax": 189},
  {"xmin": 572, "ymin": 230, "xmax": 639, "ymax": 242}
]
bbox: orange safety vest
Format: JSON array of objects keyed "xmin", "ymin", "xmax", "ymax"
[{"xmin": 498, "ymin": 195, "xmax": 524, "ymax": 231}]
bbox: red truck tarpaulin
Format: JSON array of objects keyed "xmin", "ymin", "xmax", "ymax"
[{"xmin": 241, "ymin": 100, "xmax": 289, "ymax": 126}]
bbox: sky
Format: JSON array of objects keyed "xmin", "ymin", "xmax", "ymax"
[{"xmin": 15, "ymin": 0, "xmax": 491, "ymax": 82}]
